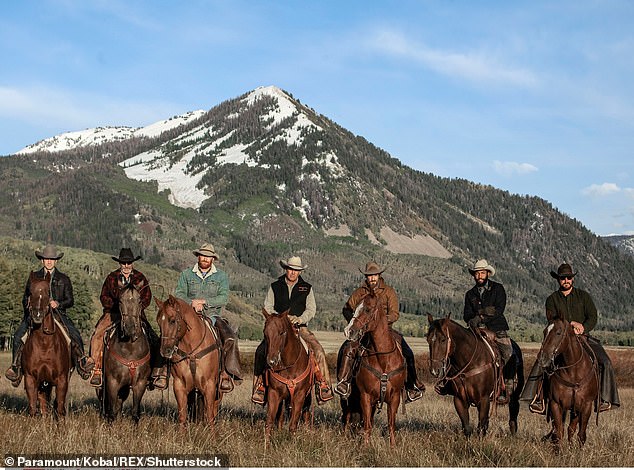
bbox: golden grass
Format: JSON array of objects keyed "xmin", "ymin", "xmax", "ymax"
[{"xmin": 1, "ymin": 349, "xmax": 632, "ymax": 467}]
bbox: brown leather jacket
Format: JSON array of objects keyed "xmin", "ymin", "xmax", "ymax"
[{"xmin": 342, "ymin": 277, "xmax": 399, "ymax": 326}]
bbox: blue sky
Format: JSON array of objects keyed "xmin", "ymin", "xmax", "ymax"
[{"xmin": 1, "ymin": 1, "xmax": 633, "ymax": 236}]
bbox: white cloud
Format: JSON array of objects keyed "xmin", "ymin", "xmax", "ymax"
[
  {"xmin": 492, "ymin": 160, "xmax": 538, "ymax": 176},
  {"xmin": 369, "ymin": 29, "xmax": 537, "ymax": 88},
  {"xmin": 581, "ymin": 182, "xmax": 621, "ymax": 197}
]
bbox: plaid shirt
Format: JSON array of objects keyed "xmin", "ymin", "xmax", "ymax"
[{"xmin": 100, "ymin": 269, "xmax": 151, "ymax": 319}]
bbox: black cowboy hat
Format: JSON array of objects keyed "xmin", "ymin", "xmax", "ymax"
[
  {"xmin": 112, "ymin": 248, "xmax": 142, "ymax": 264},
  {"xmin": 550, "ymin": 263, "xmax": 577, "ymax": 279}
]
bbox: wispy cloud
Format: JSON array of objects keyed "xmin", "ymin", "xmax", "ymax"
[
  {"xmin": 581, "ymin": 182, "xmax": 624, "ymax": 197},
  {"xmin": 368, "ymin": 29, "xmax": 537, "ymax": 88},
  {"xmin": 492, "ymin": 160, "xmax": 538, "ymax": 176}
]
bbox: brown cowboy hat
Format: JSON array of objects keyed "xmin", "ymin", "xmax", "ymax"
[
  {"xmin": 550, "ymin": 263, "xmax": 576, "ymax": 279},
  {"xmin": 280, "ymin": 256, "xmax": 307, "ymax": 271},
  {"xmin": 359, "ymin": 261, "xmax": 385, "ymax": 276},
  {"xmin": 193, "ymin": 242, "xmax": 219, "ymax": 259},
  {"xmin": 112, "ymin": 248, "xmax": 142, "ymax": 264},
  {"xmin": 468, "ymin": 259, "xmax": 495, "ymax": 277},
  {"xmin": 35, "ymin": 244, "xmax": 64, "ymax": 260}
]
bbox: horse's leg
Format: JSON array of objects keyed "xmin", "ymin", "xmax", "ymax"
[
  {"xmin": 360, "ymin": 392, "xmax": 374, "ymax": 445},
  {"xmin": 549, "ymin": 401, "xmax": 564, "ymax": 452},
  {"xmin": 387, "ymin": 393, "xmax": 400, "ymax": 449},
  {"xmin": 173, "ymin": 379, "xmax": 189, "ymax": 429},
  {"xmin": 265, "ymin": 390, "xmax": 282, "ymax": 447},
  {"xmin": 577, "ymin": 402, "xmax": 593, "ymax": 447},
  {"xmin": 567, "ymin": 410, "xmax": 579, "ymax": 444},
  {"xmin": 476, "ymin": 397, "xmax": 491, "ymax": 437},
  {"xmin": 38, "ymin": 384, "xmax": 50, "ymax": 417},
  {"xmin": 131, "ymin": 377, "xmax": 148, "ymax": 424},
  {"xmin": 454, "ymin": 396, "xmax": 472, "ymax": 437},
  {"xmin": 202, "ymin": 380, "xmax": 217, "ymax": 429},
  {"xmin": 55, "ymin": 375, "xmax": 69, "ymax": 420},
  {"xmin": 288, "ymin": 392, "xmax": 304, "ymax": 434},
  {"xmin": 24, "ymin": 375, "xmax": 39, "ymax": 417}
]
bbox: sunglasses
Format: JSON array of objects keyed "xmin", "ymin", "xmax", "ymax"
[{"xmin": 558, "ymin": 276, "xmax": 574, "ymax": 281}]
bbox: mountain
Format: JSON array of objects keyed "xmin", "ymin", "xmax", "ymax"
[
  {"xmin": 1, "ymin": 85, "xmax": 633, "ymax": 346},
  {"xmin": 603, "ymin": 235, "xmax": 634, "ymax": 258}
]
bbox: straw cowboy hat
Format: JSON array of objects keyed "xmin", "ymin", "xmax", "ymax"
[
  {"xmin": 193, "ymin": 243, "xmax": 219, "ymax": 259},
  {"xmin": 280, "ymin": 256, "xmax": 307, "ymax": 271},
  {"xmin": 35, "ymin": 244, "xmax": 64, "ymax": 260},
  {"xmin": 359, "ymin": 261, "xmax": 385, "ymax": 276},
  {"xmin": 112, "ymin": 248, "xmax": 142, "ymax": 264},
  {"xmin": 550, "ymin": 263, "xmax": 577, "ymax": 279},
  {"xmin": 468, "ymin": 259, "xmax": 496, "ymax": 277}
]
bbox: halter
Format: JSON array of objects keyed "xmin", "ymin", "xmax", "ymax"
[{"xmin": 431, "ymin": 321, "xmax": 489, "ymax": 383}]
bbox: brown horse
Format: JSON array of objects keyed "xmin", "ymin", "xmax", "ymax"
[
  {"xmin": 155, "ymin": 295, "xmax": 222, "ymax": 428},
  {"xmin": 22, "ymin": 272, "xmax": 72, "ymax": 418},
  {"xmin": 427, "ymin": 314, "xmax": 524, "ymax": 437},
  {"xmin": 261, "ymin": 309, "xmax": 313, "ymax": 445},
  {"xmin": 341, "ymin": 292, "xmax": 406, "ymax": 447},
  {"xmin": 537, "ymin": 318, "xmax": 599, "ymax": 449},
  {"xmin": 101, "ymin": 281, "xmax": 151, "ymax": 423}
]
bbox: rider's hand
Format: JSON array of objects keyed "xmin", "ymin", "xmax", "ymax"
[
  {"xmin": 570, "ymin": 321, "xmax": 585, "ymax": 335},
  {"xmin": 287, "ymin": 315, "xmax": 301, "ymax": 325},
  {"xmin": 468, "ymin": 316, "xmax": 482, "ymax": 329},
  {"xmin": 191, "ymin": 299, "xmax": 206, "ymax": 313},
  {"xmin": 49, "ymin": 300, "xmax": 59, "ymax": 309}
]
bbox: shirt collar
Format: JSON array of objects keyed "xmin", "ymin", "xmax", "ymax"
[{"xmin": 193, "ymin": 263, "xmax": 217, "ymax": 279}]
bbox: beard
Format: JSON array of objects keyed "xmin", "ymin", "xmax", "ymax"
[{"xmin": 198, "ymin": 259, "xmax": 212, "ymax": 270}]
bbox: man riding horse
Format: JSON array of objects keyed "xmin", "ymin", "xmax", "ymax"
[
  {"xmin": 252, "ymin": 256, "xmax": 334, "ymax": 405},
  {"xmin": 461, "ymin": 259, "xmax": 514, "ymax": 404},
  {"xmin": 5, "ymin": 244, "xmax": 94, "ymax": 386},
  {"xmin": 334, "ymin": 261, "xmax": 425, "ymax": 403},
  {"xmin": 521, "ymin": 262, "xmax": 620, "ymax": 417},
  {"xmin": 174, "ymin": 243, "xmax": 242, "ymax": 392},
  {"xmin": 88, "ymin": 248, "xmax": 167, "ymax": 389}
]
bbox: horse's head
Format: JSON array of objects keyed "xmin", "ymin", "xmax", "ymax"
[
  {"xmin": 155, "ymin": 295, "xmax": 185, "ymax": 359},
  {"xmin": 118, "ymin": 280, "xmax": 145, "ymax": 342},
  {"xmin": 344, "ymin": 293, "xmax": 380, "ymax": 343},
  {"xmin": 27, "ymin": 272, "xmax": 51, "ymax": 325},
  {"xmin": 262, "ymin": 309, "xmax": 294, "ymax": 369},
  {"xmin": 426, "ymin": 313, "xmax": 453, "ymax": 378},
  {"xmin": 537, "ymin": 318, "xmax": 570, "ymax": 372}
]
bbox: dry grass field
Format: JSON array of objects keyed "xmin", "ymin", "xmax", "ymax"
[{"xmin": 1, "ymin": 335, "xmax": 632, "ymax": 468}]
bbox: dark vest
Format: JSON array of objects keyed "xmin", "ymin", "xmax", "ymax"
[{"xmin": 271, "ymin": 275, "xmax": 311, "ymax": 316}]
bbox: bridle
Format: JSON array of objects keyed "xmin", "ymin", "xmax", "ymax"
[
  {"xmin": 429, "ymin": 320, "xmax": 480, "ymax": 381},
  {"xmin": 265, "ymin": 316, "xmax": 303, "ymax": 372}
]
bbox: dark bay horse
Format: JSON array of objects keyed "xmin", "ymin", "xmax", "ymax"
[
  {"xmin": 22, "ymin": 272, "xmax": 72, "ymax": 418},
  {"xmin": 427, "ymin": 314, "xmax": 524, "ymax": 437},
  {"xmin": 342, "ymin": 292, "xmax": 406, "ymax": 447},
  {"xmin": 155, "ymin": 295, "xmax": 222, "ymax": 428},
  {"xmin": 537, "ymin": 318, "xmax": 599, "ymax": 449},
  {"xmin": 261, "ymin": 309, "xmax": 313, "ymax": 445},
  {"xmin": 101, "ymin": 281, "xmax": 151, "ymax": 423}
]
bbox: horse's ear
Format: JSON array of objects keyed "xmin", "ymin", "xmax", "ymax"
[
  {"xmin": 154, "ymin": 297, "xmax": 164, "ymax": 309},
  {"xmin": 262, "ymin": 308, "xmax": 270, "ymax": 319},
  {"xmin": 445, "ymin": 312, "xmax": 452, "ymax": 320},
  {"xmin": 427, "ymin": 313, "xmax": 434, "ymax": 324},
  {"xmin": 30, "ymin": 271, "xmax": 38, "ymax": 282}
]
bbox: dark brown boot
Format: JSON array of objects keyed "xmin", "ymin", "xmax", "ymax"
[{"xmin": 251, "ymin": 375, "xmax": 265, "ymax": 405}]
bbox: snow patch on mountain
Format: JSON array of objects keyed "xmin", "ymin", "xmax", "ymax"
[{"xmin": 18, "ymin": 110, "xmax": 205, "ymax": 154}]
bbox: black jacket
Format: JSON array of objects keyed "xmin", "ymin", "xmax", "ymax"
[
  {"xmin": 463, "ymin": 279, "xmax": 508, "ymax": 332},
  {"xmin": 22, "ymin": 267, "xmax": 74, "ymax": 316}
]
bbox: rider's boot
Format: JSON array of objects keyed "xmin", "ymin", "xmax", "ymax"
[
  {"xmin": 334, "ymin": 345, "xmax": 355, "ymax": 399},
  {"xmin": 496, "ymin": 378, "xmax": 514, "ymax": 405},
  {"xmin": 72, "ymin": 342, "xmax": 94, "ymax": 380},
  {"xmin": 406, "ymin": 380, "xmax": 425, "ymax": 403},
  {"xmin": 251, "ymin": 374, "xmax": 266, "ymax": 405},
  {"xmin": 312, "ymin": 357, "xmax": 333, "ymax": 404},
  {"xmin": 4, "ymin": 342, "xmax": 24, "ymax": 387}
]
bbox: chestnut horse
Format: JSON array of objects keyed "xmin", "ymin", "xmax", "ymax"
[
  {"xmin": 101, "ymin": 281, "xmax": 151, "ymax": 423},
  {"xmin": 155, "ymin": 295, "xmax": 222, "ymax": 427},
  {"xmin": 261, "ymin": 309, "xmax": 313, "ymax": 445},
  {"xmin": 427, "ymin": 314, "xmax": 524, "ymax": 437},
  {"xmin": 342, "ymin": 292, "xmax": 406, "ymax": 448},
  {"xmin": 22, "ymin": 272, "xmax": 72, "ymax": 418},
  {"xmin": 537, "ymin": 318, "xmax": 599, "ymax": 449}
]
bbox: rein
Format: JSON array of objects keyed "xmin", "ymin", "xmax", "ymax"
[
  {"xmin": 168, "ymin": 308, "xmax": 220, "ymax": 378},
  {"xmin": 268, "ymin": 350, "xmax": 314, "ymax": 402},
  {"xmin": 546, "ymin": 331, "xmax": 597, "ymax": 392}
]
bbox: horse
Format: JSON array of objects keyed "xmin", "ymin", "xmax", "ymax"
[
  {"xmin": 21, "ymin": 272, "xmax": 72, "ymax": 418},
  {"xmin": 537, "ymin": 318, "xmax": 599, "ymax": 449},
  {"xmin": 426, "ymin": 313, "xmax": 524, "ymax": 437},
  {"xmin": 101, "ymin": 281, "xmax": 151, "ymax": 423},
  {"xmin": 341, "ymin": 292, "xmax": 406, "ymax": 448},
  {"xmin": 155, "ymin": 295, "xmax": 222, "ymax": 428},
  {"xmin": 261, "ymin": 309, "xmax": 313, "ymax": 445}
]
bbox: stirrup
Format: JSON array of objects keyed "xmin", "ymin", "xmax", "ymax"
[
  {"xmin": 89, "ymin": 369, "xmax": 103, "ymax": 388},
  {"xmin": 151, "ymin": 375, "xmax": 168, "ymax": 391},
  {"xmin": 317, "ymin": 383, "xmax": 334, "ymax": 403},
  {"xmin": 406, "ymin": 385, "xmax": 424, "ymax": 403},
  {"xmin": 251, "ymin": 384, "xmax": 266, "ymax": 405},
  {"xmin": 219, "ymin": 372, "xmax": 234, "ymax": 393},
  {"xmin": 598, "ymin": 401, "xmax": 612, "ymax": 413},
  {"xmin": 5, "ymin": 366, "xmax": 22, "ymax": 387},
  {"xmin": 529, "ymin": 398, "xmax": 546, "ymax": 415},
  {"xmin": 334, "ymin": 381, "xmax": 351, "ymax": 399}
]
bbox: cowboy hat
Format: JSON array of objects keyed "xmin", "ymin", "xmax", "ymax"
[
  {"xmin": 359, "ymin": 261, "xmax": 385, "ymax": 276},
  {"xmin": 112, "ymin": 248, "xmax": 142, "ymax": 264},
  {"xmin": 193, "ymin": 243, "xmax": 218, "ymax": 259},
  {"xmin": 35, "ymin": 244, "xmax": 64, "ymax": 260},
  {"xmin": 280, "ymin": 256, "xmax": 307, "ymax": 271},
  {"xmin": 550, "ymin": 263, "xmax": 576, "ymax": 279},
  {"xmin": 468, "ymin": 259, "xmax": 495, "ymax": 277}
]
